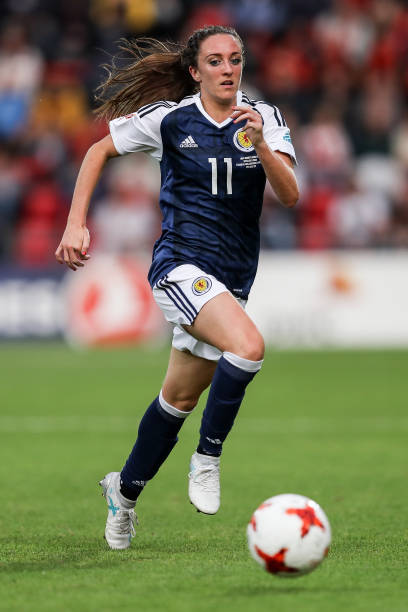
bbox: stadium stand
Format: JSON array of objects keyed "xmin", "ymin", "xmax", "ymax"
[{"xmin": 0, "ymin": 0, "xmax": 407, "ymax": 267}]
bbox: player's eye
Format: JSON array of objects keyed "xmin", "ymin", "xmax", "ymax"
[
  {"xmin": 231, "ymin": 58, "xmax": 242, "ymax": 65},
  {"xmin": 209, "ymin": 59, "xmax": 220, "ymax": 66}
]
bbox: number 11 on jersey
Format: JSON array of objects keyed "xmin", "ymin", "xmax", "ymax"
[{"xmin": 208, "ymin": 158, "xmax": 232, "ymax": 195}]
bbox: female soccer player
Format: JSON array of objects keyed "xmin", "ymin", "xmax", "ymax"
[{"xmin": 55, "ymin": 25, "xmax": 298, "ymax": 549}]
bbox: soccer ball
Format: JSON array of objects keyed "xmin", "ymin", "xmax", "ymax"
[{"xmin": 247, "ymin": 493, "xmax": 331, "ymax": 577}]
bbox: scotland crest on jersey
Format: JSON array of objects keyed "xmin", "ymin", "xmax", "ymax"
[{"xmin": 233, "ymin": 128, "xmax": 254, "ymax": 152}]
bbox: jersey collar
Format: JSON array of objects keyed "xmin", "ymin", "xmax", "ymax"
[{"xmin": 194, "ymin": 90, "xmax": 243, "ymax": 128}]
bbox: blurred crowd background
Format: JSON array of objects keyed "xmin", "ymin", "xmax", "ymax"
[{"xmin": 1, "ymin": 0, "xmax": 408, "ymax": 269}]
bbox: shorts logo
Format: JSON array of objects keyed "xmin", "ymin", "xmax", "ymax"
[
  {"xmin": 233, "ymin": 128, "xmax": 254, "ymax": 152},
  {"xmin": 192, "ymin": 276, "xmax": 212, "ymax": 295}
]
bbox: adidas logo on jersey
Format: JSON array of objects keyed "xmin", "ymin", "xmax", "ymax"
[{"xmin": 180, "ymin": 135, "xmax": 198, "ymax": 148}]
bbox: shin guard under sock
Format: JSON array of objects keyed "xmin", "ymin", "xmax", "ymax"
[
  {"xmin": 198, "ymin": 353, "xmax": 262, "ymax": 457},
  {"xmin": 120, "ymin": 394, "xmax": 191, "ymax": 498}
]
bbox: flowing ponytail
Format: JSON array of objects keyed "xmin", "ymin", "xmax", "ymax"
[{"xmin": 94, "ymin": 26, "xmax": 244, "ymax": 121}]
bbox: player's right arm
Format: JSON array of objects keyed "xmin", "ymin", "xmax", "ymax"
[
  {"xmin": 56, "ymin": 104, "xmax": 168, "ymax": 270},
  {"xmin": 55, "ymin": 134, "xmax": 119, "ymax": 271}
]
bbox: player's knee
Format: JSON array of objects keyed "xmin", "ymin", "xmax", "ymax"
[
  {"xmin": 245, "ymin": 334, "xmax": 265, "ymax": 362},
  {"xmin": 231, "ymin": 330, "xmax": 265, "ymax": 362},
  {"xmin": 162, "ymin": 388, "xmax": 200, "ymax": 412},
  {"xmin": 174, "ymin": 396, "xmax": 199, "ymax": 412}
]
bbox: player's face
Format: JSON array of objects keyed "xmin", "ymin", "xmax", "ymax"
[{"xmin": 189, "ymin": 34, "xmax": 243, "ymax": 105}]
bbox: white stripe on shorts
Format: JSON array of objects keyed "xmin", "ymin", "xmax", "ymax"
[{"xmin": 156, "ymin": 277, "xmax": 197, "ymax": 324}]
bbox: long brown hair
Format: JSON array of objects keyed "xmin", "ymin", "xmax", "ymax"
[{"xmin": 94, "ymin": 26, "xmax": 244, "ymax": 121}]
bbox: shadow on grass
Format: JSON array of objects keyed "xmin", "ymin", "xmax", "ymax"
[
  {"xmin": 224, "ymin": 582, "xmax": 377, "ymax": 596},
  {"xmin": 0, "ymin": 532, "xmax": 232, "ymax": 573},
  {"xmin": 226, "ymin": 583, "xmax": 311, "ymax": 595}
]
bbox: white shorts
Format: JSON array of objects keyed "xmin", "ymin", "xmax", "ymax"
[{"xmin": 152, "ymin": 264, "xmax": 244, "ymax": 362}]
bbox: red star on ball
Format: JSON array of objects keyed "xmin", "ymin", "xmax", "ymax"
[
  {"xmin": 255, "ymin": 546, "xmax": 299, "ymax": 574},
  {"xmin": 286, "ymin": 504, "xmax": 325, "ymax": 537}
]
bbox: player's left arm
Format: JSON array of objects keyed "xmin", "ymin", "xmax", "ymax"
[{"xmin": 231, "ymin": 105, "xmax": 299, "ymax": 208}]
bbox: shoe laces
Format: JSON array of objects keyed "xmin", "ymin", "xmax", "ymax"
[
  {"xmin": 115, "ymin": 508, "xmax": 138, "ymax": 536},
  {"xmin": 191, "ymin": 464, "xmax": 220, "ymax": 493}
]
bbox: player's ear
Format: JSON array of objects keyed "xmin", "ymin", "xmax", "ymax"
[{"xmin": 189, "ymin": 65, "xmax": 201, "ymax": 83}]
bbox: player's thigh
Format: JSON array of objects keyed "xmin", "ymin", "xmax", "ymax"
[
  {"xmin": 162, "ymin": 347, "xmax": 217, "ymax": 411},
  {"xmin": 184, "ymin": 291, "xmax": 264, "ymax": 361}
]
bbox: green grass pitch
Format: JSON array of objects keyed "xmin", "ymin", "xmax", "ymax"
[{"xmin": 0, "ymin": 343, "xmax": 407, "ymax": 611}]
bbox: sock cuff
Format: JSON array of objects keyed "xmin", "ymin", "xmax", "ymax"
[
  {"xmin": 159, "ymin": 390, "xmax": 193, "ymax": 419},
  {"xmin": 223, "ymin": 351, "xmax": 263, "ymax": 373}
]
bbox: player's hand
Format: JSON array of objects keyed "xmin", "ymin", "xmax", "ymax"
[
  {"xmin": 55, "ymin": 224, "xmax": 91, "ymax": 271},
  {"xmin": 231, "ymin": 105, "xmax": 264, "ymax": 147}
]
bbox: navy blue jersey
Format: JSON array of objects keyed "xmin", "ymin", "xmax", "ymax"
[{"xmin": 110, "ymin": 91, "xmax": 296, "ymax": 299}]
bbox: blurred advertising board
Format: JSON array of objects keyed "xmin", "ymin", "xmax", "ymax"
[
  {"xmin": 247, "ymin": 251, "xmax": 408, "ymax": 347},
  {"xmin": 0, "ymin": 252, "xmax": 407, "ymax": 347},
  {"xmin": 62, "ymin": 256, "xmax": 165, "ymax": 346},
  {"xmin": 0, "ymin": 267, "xmax": 64, "ymax": 338},
  {"xmin": 0, "ymin": 257, "xmax": 165, "ymax": 345}
]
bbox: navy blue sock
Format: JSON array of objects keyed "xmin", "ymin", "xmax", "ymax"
[
  {"xmin": 120, "ymin": 480, "xmax": 143, "ymax": 502},
  {"xmin": 198, "ymin": 356, "xmax": 259, "ymax": 457},
  {"xmin": 120, "ymin": 397, "xmax": 186, "ymax": 497}
]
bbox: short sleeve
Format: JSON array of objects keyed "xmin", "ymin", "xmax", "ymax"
[
  {"xmin": 109, "ymin": 103, "xmax": 176, "ymax": 161},
  {"xmin": 256, "ymin": 103, "xmax": 297, "ymax": 164}
]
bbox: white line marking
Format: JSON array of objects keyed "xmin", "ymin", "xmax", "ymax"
[{"xmin": 0, "ymin": 416, "xmax": 407, "ymax": 434}]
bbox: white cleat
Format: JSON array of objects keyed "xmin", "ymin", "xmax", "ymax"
[
  {"xmin": 188, "ymin": 452, "xmax": 220, "ymax": 515},
  {"xmin": 99, "ymin": 471, "xmax": 137, "ymax": 550}
]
